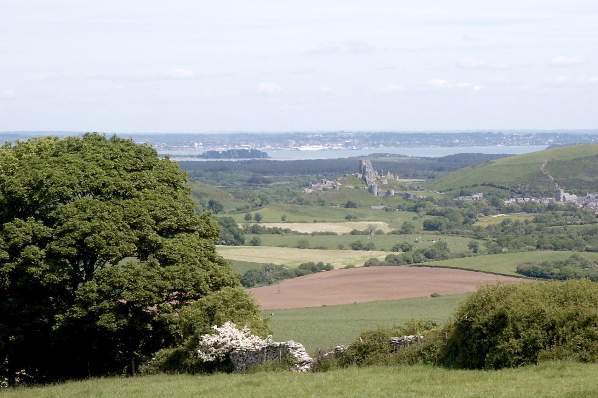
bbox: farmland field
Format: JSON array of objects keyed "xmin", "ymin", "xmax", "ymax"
[
  {"xmin": 249, "ymin": 266, "xmax": 526, "ymax": 310},
  {"xmin": 266, "ymin": 294, "xmax": 465, "ymax": 351},
  {"xmin": 422, "ymin": 250, "xmax": 598, "ymax": 276},
  {"xmin": 474, "ymin": 213, "xmax": 535, "ymax": 226},
  {"xmin": 6, "ymin": 362, "xmax": 597, "ymax": 398},
  {"xmin": 246, "ymin": 233, "xmax": 482, "ymax": 253},
  {"xmin": 217, "ymin": 246, "xmax": 391, "ymax": 267},
  {"xmin": 251, "ymin": 221, "xmax": 392, "ymax": 234},
  {"xmin": 229, "ymin": 204, "xmax": 422, "ymax": 227}
]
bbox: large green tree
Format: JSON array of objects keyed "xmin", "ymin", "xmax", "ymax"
[{"xmin": 0, "ymin": 134, "xmax": 258, "ymax": 383}]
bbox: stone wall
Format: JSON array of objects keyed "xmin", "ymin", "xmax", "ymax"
[{"xmin": 229, "ymin": 341, "xmax": 313, "ymax": 373}]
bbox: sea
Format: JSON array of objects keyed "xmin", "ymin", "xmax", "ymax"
[{"xmin": 166, "ymin": 145, "xmax": 549, "ymax": 161}]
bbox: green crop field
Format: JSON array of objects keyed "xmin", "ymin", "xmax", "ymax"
[
  {"xmin": 422, "ymin": 250, "xmax": 598, "ymax": 276},
  {"xmin": 5, "ymin": 362, "xmax": 597, "ymax": 398},
  {"xmin": 474, "ymin": 213, "xmax": 535, "ymax": 227},
  {"xmin": 217, "ymin": 246, "xmax": 391, "ymax": 268},
  {"xmin": 431, "ymin": 144, "xmax": 598, "ymax": 194},
  {"xmin": 227, "ymin": 260, "xmax": 269, "ymax": 274},
  {"xmin": 246, "ymin": 233, "xmax": 482, "ymax": 254},
  {"xmin": 229, "ymin": 204, "xmax": 422, "ymax": 228},
  {"xmin": 266, "ymin": 294, "xmax": 465, "ymax": 351},
  {"xmin": 190, "ymin": 181, "xmax": 247, "ymax": 211}
]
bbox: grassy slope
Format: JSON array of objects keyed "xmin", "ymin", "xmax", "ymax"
[
  {"xmin": 473, "ymin": 213, "xmax": 535, "ymax": 227},
  {"xmin": 189, "ymin": 181, "xmax": 247, "ymax": 211},
  {"xmin": 229, "ymin": 204, "xmax": 422, "ymax": 228},
  {"xmin": 6, "ymin": 362, "xmax": 598, "ymax": 398},
  {"xmin": 217, "ymin": 246, "xmax": 391, "ymax": 268},
  {"xmin": 422, "ymin": 250, "xmax": 598, "ymax": 276},
  {"xmin": 266, "ymin": 295, "xmax": 465, "ymax": 351},
  {"xmin": 246, "ymin": 233, "xmax": 482, "ymax": 254},
  {"xmin": 431, "ymin": 144, "xmax": 598, "ymax": 194}
]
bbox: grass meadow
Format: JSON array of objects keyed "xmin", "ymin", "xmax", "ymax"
[
  {"xmin": 4, "ymin": 362, "xmax": 597, "ymax": 398},
  {"xmin": 473, "ymin": 213, "xmax": 535, "ymax": 227},
  {"xmin": 266, "ymin": 294, "xmax": 465, "ymax": 351},
  {"xmin": 246, "ymin": 233, "xmax": 482, "ymax": 254},
  {"xmin": 422, "ymin": 250, "xmax": 598, "ymax": 276},
  {"xmin": 217, "ymin": 246, "xmax": 391, "ymax": 268},
  {"xmin": 229, "ymin": 204, "xmax": 422, "ymax": 228}
]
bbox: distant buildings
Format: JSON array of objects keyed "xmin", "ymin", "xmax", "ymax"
[
  {"xmin": 456, "ymin": 193, "xmax": 484, "ymax": 202},
  {"xmin": 303, "ymin": 179, "xmax": 341, "ymax": 193},
  {"xmin": 504, "ymin": 187, "xmax": 598, "ymax": 212}
]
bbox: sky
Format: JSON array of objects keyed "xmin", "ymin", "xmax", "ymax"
[{"xmin": 1, "ymin": 0, "xmax": 598, "ymax": 132}]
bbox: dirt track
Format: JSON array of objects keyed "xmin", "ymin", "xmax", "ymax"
[{"xmin": 249, "ymin": 266, "xmax": 527, "ymax": 310}]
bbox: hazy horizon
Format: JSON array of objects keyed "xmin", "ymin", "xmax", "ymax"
[{"xmin": 2, "ymin": 0, "xmax": 598, "ymax": 132}]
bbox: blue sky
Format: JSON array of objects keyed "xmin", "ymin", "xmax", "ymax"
[{"xmin": 1, "ymin": 0, "xmax": 598, "ymax": 132}]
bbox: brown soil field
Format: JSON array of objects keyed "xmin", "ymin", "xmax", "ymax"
[{"xmin": 249, "ymin": 266, "xmax": 528, "ymax": 310}]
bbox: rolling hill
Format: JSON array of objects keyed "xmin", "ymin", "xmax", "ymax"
[{"xmin": 431, "ymin": 144, "xmax": 598, "ymax": 195}]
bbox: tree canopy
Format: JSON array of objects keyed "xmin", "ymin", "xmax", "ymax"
[{"xmin": 0, "ymin": 134, "xmax": 261, "ymax": 384}]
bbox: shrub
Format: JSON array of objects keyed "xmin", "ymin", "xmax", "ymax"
[
  {"xmin": 516, "ymin": 254, "xmax": 598, "ymax": 281},
  {"xmin": 440, "ymin": 280, "xmax": 598, "ymax": 369},
  {"xmin": 330, "ymin": 320, "xmax": 440, "ymax": 368},
  {"xmin": 296, "ymin": 239, "xmax": 310, "ymax": 249},
  {"xmin": 249, "ymin": 236, "xmax": 262, "ymax": 246}
]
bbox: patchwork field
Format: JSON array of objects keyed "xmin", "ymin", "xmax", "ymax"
[
  {"xmin": 230, "ymin": 204, "xmax": 422, "ymax": 227},
  {"xmin": 217, "ymin": 246, "xmax": 390, "ymax": 267},
  {"xmin": 249, "ymin": 266, "xmax": 526, "ymax": 310},
  {"xmin": 267, "ymin": 294, "xmax": 465, "ymax": 351},
  {"xmin": 8, "ymin": 363, "xmax": 597, "ymax": 398},
  {"xmin": 245, "ymin": 233, "xmax": 482, "ymax": 253},
  {"xmin": 252, "ymin": 221, "xmax": 392, "ymax": 234},
  {"xmin": 422, "ymin": 250, "xmax": 598, "ymax": 276}
]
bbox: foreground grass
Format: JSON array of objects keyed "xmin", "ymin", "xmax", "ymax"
[
  {"xmin": 267, "ymin": 295, "xmax": 465, "ymax": 351},
  {"xmin": 217, "ymin": 246, "xmax": 391, "ymax": 268},
  {"xmin": 4, "ymin": 362, "xmax": 597, "ymax": 398},
  {"xmin": 423, "ymin": 250, "xmax": 598, "ymax": 276}
]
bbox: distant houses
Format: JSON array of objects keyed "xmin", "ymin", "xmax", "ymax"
[
  {"xmin": 303, "ymin": 179, "xmax": 341, "ymax": 193},
  {"xmin": 504, "ymin": 187, "xmax": 598, "ymax": 212}
]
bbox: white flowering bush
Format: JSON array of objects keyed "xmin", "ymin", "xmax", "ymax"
[{"xmin": 196, "ymin": 321, "xmax": 271, "ymax": 362}]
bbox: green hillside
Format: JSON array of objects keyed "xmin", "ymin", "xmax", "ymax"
[{"xmin": 431, "ymin": 144, "xmax": 598, "ymax": 195}]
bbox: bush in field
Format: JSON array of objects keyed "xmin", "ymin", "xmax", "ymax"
[
  {"xmin": 321, "ymin": 320, "xmax": 441, "ymax": 369},
  {"xmin": 143, "ymin": 289, "xmax": 268, "ymax": 375},
  {"xmin": 440, "ymin": 280, "xmax": 598, "ymax": 369},
  {"xmin": 240, "ymin": 262, "xmax": 333, "ymax": 288},
  {"xmin": 218, "ymin": 216, "xmax": 245, "ymax": 245},
  {"xmin": 516, "ymin": 254, "xmax": 598, "ymax": 281},
  {"xmin": 249, "ymin": 236, "xmax": 262, "ymax": 246}
]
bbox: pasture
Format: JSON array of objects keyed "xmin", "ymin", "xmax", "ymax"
[
  {"xmin": 249, "ymin": 266, "xmax": 525, "ymax": 310},
  {"xmin": 474, "ymin": 213, "xmax": 535, "ymax": 226},
  {"xmin": 5, "ymin": 363, "xmax": 597, "ymax": 398},
  {"xmin": 246, "ymin": 233, "xmax": 482, "ymax": 253},
  {"xmin": 422, "ymin": 250, "xmax": 598, "ymax": 276},
  {"xmin": 266, "ymin": 294, "xmax": 465, "ymax": 351},
  {"xmin": 217, "ymin": 246, "xmax": 391, "ymax": 268},
  {"xmin": 251, "ymin": 221, "xmax": 392, "ymax": 234},
  {"xmin": 229, "ymin": 204, "xmax": 422, "ymax": 227}
]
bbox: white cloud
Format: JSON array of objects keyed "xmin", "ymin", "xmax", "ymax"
[
  {"xmin": 306, "ymin": 41, "xmax": 376, "ymax": 55},
  {"xmin": 550, "ymin": 56, "xmax": 584, "ymax": 67},
  {"xmin": 257, "ymin": 82, "xmax": 282, "ymax": 95},
  {"xmin": 379, "ymin": 84, "xmax": 406, "ymax": 94},
  {"xmin": 426, "ymin": 79, "xmax": 482, "ymax": 91},
  {"xmin": 457, "ymin": 58, "xmax": 509, "ymax": 70},
  {"xmin": 165, "ymin": 68, "xmax": 195, "ymax": 79},
  {"xmin": 0, "ymin": 89, "xmax": 16, "ymax": 100}
]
